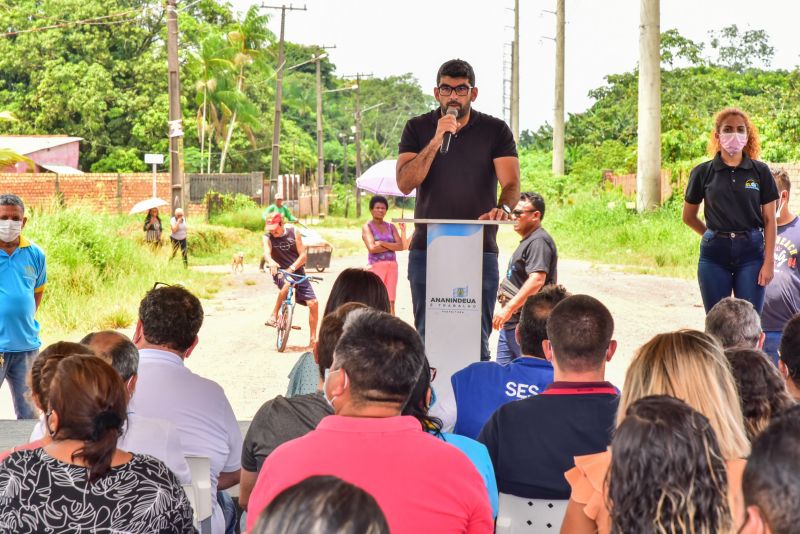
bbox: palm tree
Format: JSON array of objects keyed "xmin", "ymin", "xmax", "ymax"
[
  {"xmin": 192, "ymin": 35, "xmax": 233, "ymax": 172},
  {"xmin": 218, "ymin": 6, "xmax": 273, "ymax": 173}
]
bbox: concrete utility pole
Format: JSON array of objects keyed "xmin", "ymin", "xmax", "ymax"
[
  {"xmin": 510, "ymin": 0, "xmax": 520, "ymax": 142},
  {"xmin": 343, "ymin": 73, "xmax": 372, "ymax": 218},
  {"xmin": 314, "ymin": 45, "xmax": 335, "ymax": 216},
  {"xmin": 552, "ymin": 0, "xmax": 566, "ymax": 177},
  {"xmin": 263, "ymin": 4, "xmax": 306, "ymax": 197},
  {"xmin": 166, "ymin": 0, "xmax": 184, "ymax": 210},
  {"xmin": 637, "ymin": 0, "xmax": 661, "ymax": 212}
]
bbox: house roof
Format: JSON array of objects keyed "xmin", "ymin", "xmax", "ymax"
[
  {"xmin": 0, "ymin": 135, "xmax": 83, "ymax": 155},
  {"xmin": 39, "ymin": 163, "xmax": 84, "ymax": 175}
]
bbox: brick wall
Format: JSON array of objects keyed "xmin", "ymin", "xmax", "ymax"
[
  {"xmin": 602, "ymin": 169, "xmax": 674, "ymax": 204},
  {"xmin": 0, "ymin": 172, "xmax": 206, "ymax": 217}
]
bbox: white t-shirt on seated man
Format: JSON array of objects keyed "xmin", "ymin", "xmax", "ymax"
[{"xmin": 131, "ymin": 285, "xmax": 242, "ymax": 534}]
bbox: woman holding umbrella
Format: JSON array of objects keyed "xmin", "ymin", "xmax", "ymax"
[
  {"xmin": 143, "ymin": 207, "xmax": 162, "ymax": 247},
  {"xmin": 362, "ymin": 195, "xmax": 408, "ymax": 315}
]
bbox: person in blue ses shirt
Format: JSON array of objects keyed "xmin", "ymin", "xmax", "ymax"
[
  {"xmin": 0, "ymin": 194, "xmax": 46, "ymax": 419},
  {"xmin": 450, "ymin": 285, "xmax": 567, "ymax": 439}
]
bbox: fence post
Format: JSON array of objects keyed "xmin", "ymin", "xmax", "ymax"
[{"xmin": 116, "ymin": 173, "xmax": 123, "ymax": 214}]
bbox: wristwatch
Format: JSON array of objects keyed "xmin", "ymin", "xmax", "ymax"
[{"xmin": 499, "ymin": 204, "xmax": 512, "ymax": 216}]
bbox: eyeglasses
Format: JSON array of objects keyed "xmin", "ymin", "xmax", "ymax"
[
  {"xmin": 152, "ymin": 282, "xmax": 174, "ymax": 290},
  {"xmin": 437, "ymin": 84, "xmax": 472, "ymax": 96},
  {"xmin": 512, "ymin": 209, "xmax": 536, "ymax": 216}
]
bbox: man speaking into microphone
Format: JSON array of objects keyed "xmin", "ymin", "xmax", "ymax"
[{"xmin": 397, "ymin": 58, "xmax": 520, "ymax": 361}]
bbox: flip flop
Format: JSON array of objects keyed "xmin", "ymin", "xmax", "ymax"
[{"xmin": 264, "ymin": 318, "xmax": 278, "ymax": 327}]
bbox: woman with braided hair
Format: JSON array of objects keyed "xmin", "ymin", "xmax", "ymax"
[{"xmin": 0, "ymin": 354, "xmax": 195, "ymax": 533}]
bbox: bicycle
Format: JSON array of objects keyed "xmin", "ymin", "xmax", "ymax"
[{"xmin": 273, "ymin": 269, "xmax": 322, "ymax": 352}]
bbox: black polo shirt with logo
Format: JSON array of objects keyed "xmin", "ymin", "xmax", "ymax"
[
  {"xmin": 477, "ymin": 381, "xmax": 618, "ymax": 499},
  {"xmin": 398, "ymin": 108, "xmax": 517, "ymax": 253},
  {"xmin": 684, "ymin": 152, "xmax": 779, "ymax": 232}
]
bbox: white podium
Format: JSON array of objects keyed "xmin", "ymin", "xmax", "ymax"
[{"xmin": 397, "ymin": 218, "xmax": 513, "ymax": 429}]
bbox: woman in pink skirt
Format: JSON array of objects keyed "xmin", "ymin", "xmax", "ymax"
[{"xmin": 362, "ymin": 195, "xmax": 408, "ymax": 315}]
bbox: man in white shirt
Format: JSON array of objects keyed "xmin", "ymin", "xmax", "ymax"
[
  {"xmin": 80, "ymin": 330, "xmax": 191, "ymax": 484},
  {"xmin": 131, "ymin": 284, "xmax": 242, "ymax": 534}
]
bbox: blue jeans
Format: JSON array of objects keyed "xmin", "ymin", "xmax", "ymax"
[
  {"xmin": 0, "ymin": 349, "xmax": 37, "ymax": 419},
  {"xmin": 698, "ymin": 229, "xmax": 765, "ymax": 314},
  {"xmin": 409, "ymin": 249, "xmax": 499, "ymax": 361},
  {"xmin": 217, "ymin": 490, "xmax": 236, "ymax": 534},
  {"xmin": 763, "ymin": 330, "xmax": 781, "ymax": 366},
  {"xmin": 496, "ymin": 326, "xmax": 521, "ymax": 364}
]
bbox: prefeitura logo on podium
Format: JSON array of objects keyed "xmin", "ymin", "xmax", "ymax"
[{"xmin": 428, "ymin": 284, "xmax": 478, "ymax": 312}]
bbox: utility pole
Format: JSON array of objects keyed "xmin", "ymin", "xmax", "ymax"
[
  {"xmin": 343, "ymin": 73, "xmax": 372, "ymax": 218},
  {"xmin": 510, "ymin": 0, "xmax": 520, "ymax": 142},
  {"xmin": 263, "ymin": 4, "xmax": 306, "ymax": 201},
  {"xmin": 552, "ymin": 0, "xmax": 565, "ymax": 176},
  {"xmin": 166, "ymin": 0, "xmax": 184, "ymax": 210},
  {"xmin": 637, "ymin": 0, "xmax": 661, "ymax": 212},
  {"xmin": 314, "ymin": 45, "xmax": 335, "ymax": 216}
]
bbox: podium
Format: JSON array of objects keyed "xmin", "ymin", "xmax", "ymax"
[{"xmin": 397, "ymin": 218, "xmax": 513, "ymax": 429}]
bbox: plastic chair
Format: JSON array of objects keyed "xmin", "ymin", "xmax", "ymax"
[
  {"xmin": 185, "ymin": 455, "xmax": 213, "ymax": 534},
  {"xmin": 495, "ymin": 493, "xmax": 568, "ymax": 533}
]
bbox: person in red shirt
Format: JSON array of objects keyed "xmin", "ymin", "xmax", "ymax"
[{"xmin": 246, "ymin": 308, "xmax": 493, "ymax": 533}]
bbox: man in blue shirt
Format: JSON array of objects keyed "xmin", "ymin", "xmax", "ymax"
[
  {"xmin": 0, "ymin": 194, "xmax": 46, "ymax": 419},
  {"xmin": 451, "ymin": 285, "xmax": 567, "ymax": 439},
  {"xmin": 478, "ymin": 294, "xmax": 618, "ymax": 500}
]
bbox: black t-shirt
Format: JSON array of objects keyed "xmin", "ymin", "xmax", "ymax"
[
  {"xmin": 398, "ymin": 108, "xmax": 518, "ymax": 253},
  {"xmin": 684, "ymin": 153, "xmax": 779, "ymax": 231},
  {"xmin": 477, "ymin": 382, "xmax": 618, "ymax": 500},
  {"xmin": 268, "ymin": 227, "xmax": 305, "ymax": 274},
  {"xmin": 504, "ymin": 227, "xmax": 558, "ymax": 327}
]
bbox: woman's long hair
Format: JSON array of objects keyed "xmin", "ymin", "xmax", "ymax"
[
  {"xmin": 619, "ymin": 330, "xmax": 750, "ymax": 459},
  {"xmin": 707, "ymin": 107, "xmax": 761, "ymax": 159},
  {"xmin": 323, "ymin": 268, "xmax": 391, "ymax": 316},
  {"xmin": 47, "ymin": 354, "xmax": 127, "ymax": 482},
  {"xmin": 609, "ymin": 395, "xmax": 731, "ymax": 534},
  {"xmin": 402, "ymin": 355, "xmax": 443, "ymax": 435},
  {"xmin": 725, "ymin": 348, "xmax": 796, "ymax": 441},
  {"xmin": 29, "ymin": 341, "xmax": 95, "ymax": 411}
]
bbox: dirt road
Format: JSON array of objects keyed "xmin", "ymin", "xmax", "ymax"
[{"xmin": 0, "ymin": 252, "xmax": 707, "ymax": 420}]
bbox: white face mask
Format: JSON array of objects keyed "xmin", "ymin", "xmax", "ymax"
[
  {"xmin": 0, "ymin": 220, "xmax": 22, "ymax": 243},
  {"xmin": 323, "ymin": 368, "xmax": 347, "ymax": 410}
]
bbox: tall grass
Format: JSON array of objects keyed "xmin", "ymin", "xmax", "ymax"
[{"xmin": 24, "ymin": 201, "xmax": 223, "ymax": 339}]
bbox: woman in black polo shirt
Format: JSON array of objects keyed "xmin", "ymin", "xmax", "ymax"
[{"xmin": 682, "ymin": 107, "xmax": 778, "ymax": 313}]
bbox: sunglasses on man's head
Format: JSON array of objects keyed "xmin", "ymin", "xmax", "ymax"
[{"xmin": 437, "ymin": 84, "xmax": 472, "ymax": 96}]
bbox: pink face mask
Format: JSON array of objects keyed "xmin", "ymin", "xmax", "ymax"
[{"xmin": 719, "ymin": 132, "xmax": 748, "ymax": 156}]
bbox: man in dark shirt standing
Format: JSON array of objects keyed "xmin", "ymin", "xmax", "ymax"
[
  {"xmin": 492, "ymin": 192, "xmax": 558, "ymax": 363},
  {"xmin": 397, "ymin": 59, "xmax": 520, "ymax": 361},
  {"xmin": 478, "ymin": 294, "xmax": 619, "ymax": 500},
  {"xmin": 762, "ymin": 168, "xmax": 800, "ymax": 364}
]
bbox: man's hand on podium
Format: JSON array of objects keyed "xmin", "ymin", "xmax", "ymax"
[{"xmin": 478, "ymin": 207, "xmax": 510, "ymax": 221}]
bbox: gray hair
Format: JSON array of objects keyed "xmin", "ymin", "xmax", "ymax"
[
  {"xmin": 705, "ymin": 297, "xmax": 762, "ymax": 349},
  {"xmin": 0, "ymin": 194, "xmax": 25, "ymax": 214},
  {"xmin": 80, "ymin": 331, "xmax": 139, "ymax": 381}
]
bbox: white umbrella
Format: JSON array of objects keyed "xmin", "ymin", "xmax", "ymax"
[
  {"xmin": 356, "ymin": 159, "xmax": 416, "ymax": 198},
  {"xmin": 129, "ymin": 197, "xmax": 168, "ymax": 215}
]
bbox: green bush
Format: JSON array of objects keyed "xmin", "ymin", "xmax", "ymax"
[{"xmin": 23, "ymin": 201, "xmax": 221, "ymax": 338}]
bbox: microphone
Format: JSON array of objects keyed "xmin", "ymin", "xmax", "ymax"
[{"xmin": 439, "ymin": 108, "xmax": 459, "ymax": 155}]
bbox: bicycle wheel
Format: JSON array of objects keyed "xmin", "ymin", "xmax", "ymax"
[{"xmin": 276, "ymin": 301, "xmax": 295, "ymax": 352}]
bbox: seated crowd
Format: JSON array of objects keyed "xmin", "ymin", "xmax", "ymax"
[{"xmin": 1, "ymin": 268, "xmax": 799, "ymax": 534}]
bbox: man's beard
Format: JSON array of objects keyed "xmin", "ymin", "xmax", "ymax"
[{"xmin": 440, "ymin": 100, "xmax": 470, "ymax": 117}]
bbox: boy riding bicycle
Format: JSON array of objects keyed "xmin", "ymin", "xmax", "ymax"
[{"xmin": 263, "ymin": 213, "xmax": 319, "ymax": 347}]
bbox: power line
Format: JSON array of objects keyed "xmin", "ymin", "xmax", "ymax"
[{"xmin": 1, "ymin": 9, "xmax": 142, "ymax": 38}]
